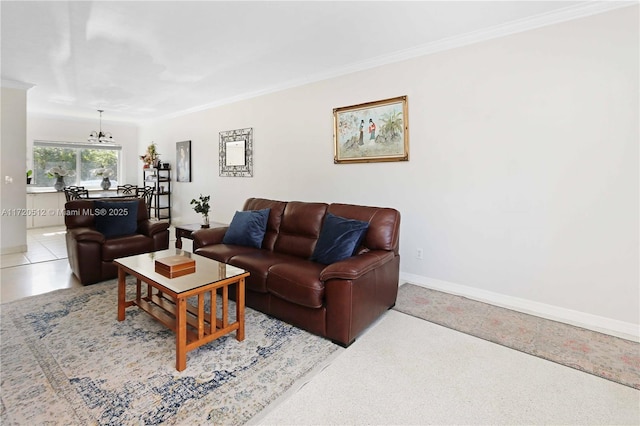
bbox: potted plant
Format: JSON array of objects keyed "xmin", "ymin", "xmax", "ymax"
[
  {"xmin": 47, "ymin": 165, "xmax": 75, "ymax": 191},
  {"xmin": 92, "ymin": 166, "xmax": 114, "ymax": 190},
  {"xmin": 26, "ymin": 169, "xmax": 32, "ymax": 184},
  {"xmin": 140, "ymin": 142, "xmax": 160, "ymax": 168},
  {"xmin": 190, "ymin": 194, "xmax": 211, "ymax": 228}
]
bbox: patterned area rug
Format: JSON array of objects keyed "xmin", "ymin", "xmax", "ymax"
[
  {"xmin": 394, "ymin": 283, "xmax": 640, "ymax": 389},
  {"xmin": 0, "ymin": 278, "xmax": 340, "ymax": 425}
]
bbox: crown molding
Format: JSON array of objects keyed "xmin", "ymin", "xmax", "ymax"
[
  {"xmin": 151, "ymin": 1, "xmax": 636, "ymax": 123},
  {"xmin": 291, "ymin": 1, "xmax": 639, "ymax": 92},
  {"xmin": 1, "ymin": 79, "xmax": 35, "ymax": 90}
]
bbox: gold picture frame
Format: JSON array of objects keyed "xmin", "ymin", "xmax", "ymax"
[{"xmin": 333, "ymin": 95, "xmax": 409, "ymax": 164}]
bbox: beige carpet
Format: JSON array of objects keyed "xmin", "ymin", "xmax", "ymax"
[{"xmin": 255, "ymin": 309, "xmax": 640, "ymax": 425}]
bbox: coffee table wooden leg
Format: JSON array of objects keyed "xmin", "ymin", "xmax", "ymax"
[
  {"xmin": 117, "ymin": 268, "xmax": 126, "ymax": 321},
  {"xmin": 197, "ymin": 293, "xmax": 204, "ymax": 339},
  {"xmin": 236, "ymin": 277, "xmax": 245, "ymax": 341},
  {"xmin": 176, "ymin": 297, "xmax": 187, "ymax": 371},
  {"xmin": 222, "ymin": 285, "xmax": 228, "ymax": 328},
  {"xmin": 210, "ymin": 289, "xmax": 216, "ymax": 333}
]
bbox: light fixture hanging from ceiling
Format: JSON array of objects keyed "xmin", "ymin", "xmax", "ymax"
[{"xmin": 88, "ymin": 109, "xmax": 114, "ymax": 143}]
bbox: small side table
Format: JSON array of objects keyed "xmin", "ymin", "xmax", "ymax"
[{"xmin": 175, "ymin": 222, "xmax": 225, "ymax": 249}]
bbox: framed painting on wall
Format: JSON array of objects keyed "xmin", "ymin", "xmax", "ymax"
[
  {"xmin": 176, "ymin": 140, "xmax": 191, "ymax": 182},
  {"xmin": 333, "ymin": 95, "xmax": 409, "ymax": 164}
]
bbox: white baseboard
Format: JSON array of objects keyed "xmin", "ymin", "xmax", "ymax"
[
  {"xmin": 1, "ymin": 245, "xmax": 27, "ymax": 255},
  {"xmin": 400, "ymin": 272, "xmax": 640, "ymax": 343}
]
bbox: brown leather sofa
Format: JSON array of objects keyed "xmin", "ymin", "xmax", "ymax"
[
  {"xmin": 65, "ymin": 198, "xmax": 170, "ymax": 285},
  {"xmin": 192, "ymin": 198, "xmax": 401, "ymax": 346}
]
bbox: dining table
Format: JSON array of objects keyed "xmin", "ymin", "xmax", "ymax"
[{"xmin": 86, "ymin": 190, "xmax": 137, "ymax": 199}]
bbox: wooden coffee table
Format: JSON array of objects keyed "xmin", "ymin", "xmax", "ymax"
[{"xmin": 114, "ymin": 248, "xmax": 249, "ymax": 371}]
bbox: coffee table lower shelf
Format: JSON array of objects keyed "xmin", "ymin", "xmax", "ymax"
[{"xmin": 117, "ymin": 267, "xmax": 248, "ymax": 371}]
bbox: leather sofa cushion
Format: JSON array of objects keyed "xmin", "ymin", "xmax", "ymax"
[
  {"xmin": 102, "ymin": 234, "xmax": 154, "ymax": 261},
  {"xmin": 267, "ymin": 261, "xmax": 326, "ymax": 309},
  {"xmin": 196, "ymin": 244, "xmax": 258, "ymax": 264},
  {"xmin": 227, "ymin": 250, "xmax": 294, "ymax": 293},
  {"xmin": 328, "ymin": 203, "xmax": 400, "ymax": 252},
  {"xmin": 273, "ymin": 201, "xmax": 327, "ymax": 258}
]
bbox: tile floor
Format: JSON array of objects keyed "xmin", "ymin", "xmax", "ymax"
[
  {"xmin": 0, "ymin": 225, "xmax": 189, "ymax": 304},
  {"xmin": 1, "ymin": 226, "xmax": 69, "ymax": 267},
  {"xmin": 1, "ymin": 225, "xmax": 190, "ymax": 269}
]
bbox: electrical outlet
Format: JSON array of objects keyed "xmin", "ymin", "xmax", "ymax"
[{"xmin": 416, "ymin": 248, "xmax": 423, "ymax": 260}]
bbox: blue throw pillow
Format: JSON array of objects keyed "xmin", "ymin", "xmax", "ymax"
[
  {"xmin": 310, "ymin": 213, "xmax": 369, "ymax": 264},
  {"xmin": 222, "ymin": 208, "xmax": 270, "ymax": 248},
  {"xmin": 94, "ymin": 200, "xmax": 139, "ymax": 238}
]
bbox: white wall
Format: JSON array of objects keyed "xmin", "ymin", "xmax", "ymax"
[
  {"xmin": 27, "ymin": 114, "xmax": 140, "ymax": 184},
  {"xmin": 0, "ymin": 85, "xmax": 29, "ymax": 253},
  {"xmin": 140, "ymin": 7, "xmax": 639, "ymax": 337}
]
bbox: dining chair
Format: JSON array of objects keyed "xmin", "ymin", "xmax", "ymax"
[
  {"xmin": 63, "ymin": 186, "xmax": 87, "ymax": 202},
  {"xmin": 136, "ymin": 186, "xmax": 155, "ymax": 216},
  {"xmin": 117, "ymin": 184, "xmax": 138, "ymax": 195},
  {"xmin": 73, "ymin": 189, "xmax": 89, "ymax": 200}
]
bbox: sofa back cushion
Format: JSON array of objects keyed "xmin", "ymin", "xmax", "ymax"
[
  {"xmin": 65, "ymin": 198, "xmax": 149, "ymax": 230},
  {"xmin": 327, "ymin": 203, "xmax": 400, "ymax": 253},
  {"xmin": 243, "ymin": 198, "xmax": 287, "ymax": 250},
  {"xmin": 65, "ymin": 200, "xmax": 96, "ymax": 228},
  {"xmin": 274, "ymin": 201, "xmax": 328, "ymax": 258},
  {"xmin": 239, "ymin": 198, "xmax": 400, "ymax": 257}
]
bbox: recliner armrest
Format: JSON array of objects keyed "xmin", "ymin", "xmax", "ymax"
[
  {"xmin": 319, "ymin": 250, "xmax": 395, "ymax": 281},
  {"xmin": 138, "ymin": 219, "xmax": 170, "ymax": 237},
  {"xmin": 67, "ymin": 227, "xmax": 105, "ymax": 244},
  {"xmin": 192, "ymin": 226, "xmax": 229, "ymax": 249}
]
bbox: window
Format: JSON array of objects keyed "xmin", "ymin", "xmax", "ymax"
[{"xmin": 33, "ymin": 140, "xmax": 122, "ymax": 188}]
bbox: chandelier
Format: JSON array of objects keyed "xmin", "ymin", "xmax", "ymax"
[{"xmin": 88, "ymin": 109, "xmax": 114, "ymax": 143}]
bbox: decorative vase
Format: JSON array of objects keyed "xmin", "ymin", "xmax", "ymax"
[
  {"xmin": 53, "ymin": 176, "xmax": 65, "ymax": 191},
  {"xmin": 201, "ymin": 215, "xmax": 210, "ymax": 228},
  {"xmin": 101, "ymin": 177, "xmax": 111, "ymax": 190}
]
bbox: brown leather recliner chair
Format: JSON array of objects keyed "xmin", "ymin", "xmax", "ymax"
[{"xmin": 64, "ymin": 198, "xmax": 169, "ymax": 285}]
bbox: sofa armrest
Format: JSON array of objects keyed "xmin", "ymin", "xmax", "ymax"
[
  {"xmin": 138, "ymin": 219, "xmax": 170, "ymax": 237},
  {"xmin": 192, "ymin": 226, "xmax": 229, "ymax": 249},
  {"xmin": 67, "ymin": 227, "xmax": 105, "ymax": 244},
  {"xmin": 319, "ymin": 250, "xmax": 395, "ymax": 281}
]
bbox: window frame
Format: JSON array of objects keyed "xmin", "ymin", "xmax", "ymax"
[{"xmin": 32, "ymin": 140, "xmax": 123, "ymax": 189}]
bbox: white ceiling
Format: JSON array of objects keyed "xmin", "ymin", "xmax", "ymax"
[{"xmin": 0, "ymin": 1, "xmax": 629, "ymax": 123}]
